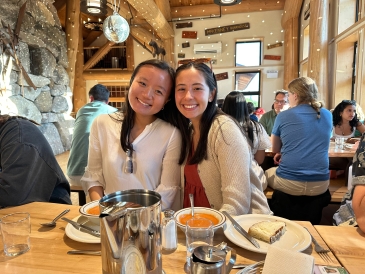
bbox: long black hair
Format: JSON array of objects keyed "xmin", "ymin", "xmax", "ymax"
[
  {"xmin": 118, "ymin": 59, "xmax": 177, "ymax": 152},
  {"xmin": 221, "ymin": 91, "xmax": 258, "ymax": 146},
  {"xmin": 332, "ymin": 100, "xmax": 359, "ymax": 129}
]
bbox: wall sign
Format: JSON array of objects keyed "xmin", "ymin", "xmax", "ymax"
[
  {"xmin": 264, "ymin": 55, "xmax": 281, "ymax": 60},
  {"xmin": 176, "ymin": 22, "xmax": 193, "ymax": 29},
  {"xmin": 267, "ymin": 42, "xmax": 283, "ymax": 49},
  {"xmin": 178, "ymin": 53, "xmax": 185, "ymax": 58},
  {"xmin": 215, "ymin": 72, "xmax": 228, "ymax": 81},
  {"xmin": 205, "ymin": 23, "xmax": 250, "ymax": 36},
  {"xmin": 182, "ymin": 42, "xmax": 190, "ymax": 48},
  {"xmin": 182, "ymin": 31, "xmax": 197, "ymax": 39}
]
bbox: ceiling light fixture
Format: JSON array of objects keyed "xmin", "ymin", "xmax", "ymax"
[
  {"xmin": 214, "ymin": 0, "xmax": 242, "ymax": 6},
  {"xmin": 80, "ymin": 0, "xmax": 107, "ymax": 16},
  {"xmin": 84, "ymin": 21, "xmax": 103, "ymax": 31}
]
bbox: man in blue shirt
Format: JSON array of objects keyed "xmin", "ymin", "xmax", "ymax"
[{"xmin": 67, "ymin": 84, "xmax": 117, "ymax": 186}]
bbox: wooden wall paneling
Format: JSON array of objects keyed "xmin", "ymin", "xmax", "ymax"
[
  {"xmin": 307, "ymin": 0, "xmax": 329, "ymax": 104},
  {"xmin": 73, "ymin": 17, "xmax": 87, "ymax": 113},
  {"xmin": 65, "ymin": 0, "xmax": 80, "ymax": 92}
]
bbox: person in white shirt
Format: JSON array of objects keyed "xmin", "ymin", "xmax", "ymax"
[{"xmin": 81, "ymin": 59, "xmax": 182, "ymax": 210}]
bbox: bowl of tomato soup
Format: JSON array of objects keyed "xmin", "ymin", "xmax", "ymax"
[
  {"xmin": 79, "ymin": 200, "xmax": 100, "ymax": 225},
  {"xmin": 174, "ymin": 207, "xmax": 226, "ymax": 231}
]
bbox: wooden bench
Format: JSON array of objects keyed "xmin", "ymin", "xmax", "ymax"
[{"xmin": 264, "ymin": 176, "xmax": 348, "ymax": 204}]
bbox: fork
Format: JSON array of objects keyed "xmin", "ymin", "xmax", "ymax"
[
  {"xmin": 238, "ymin": 261, "xmax": 264, "ymax": 274},
  {"xmin": 304, "ymin": 227, "xmax": 332, "ymax": 263}
]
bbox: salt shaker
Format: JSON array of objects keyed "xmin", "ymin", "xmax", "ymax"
[{"xmin": 161, "ymin": 209, "xmax": 178, "ymax": 254}]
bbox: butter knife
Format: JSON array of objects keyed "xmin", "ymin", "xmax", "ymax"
[
  {"xmin": 61, "ymin": 217, "xmax": 100, "ymax": 238},
  {"xmin": 67, "ymin": 250, "xmax": 101, "ymax": 256},
  {"xmin": 222, "ymin": 211, "xmax": 260, "ymax": 249}
]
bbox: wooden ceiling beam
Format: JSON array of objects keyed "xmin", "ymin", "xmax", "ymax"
[
  {"xmin": 83, "ymin": 70, "xmax": 133, "ymax": 80},
  {"xmin": 83, "ymin": 41, "xmax": 116, "ymax": 70},
  {"xmin": 170, "ymin": 0, "xmax": 284, "ymax": 19},
  {"xmin": 126, "ymin": 0, "xmax": 174, "ymax": 40}
]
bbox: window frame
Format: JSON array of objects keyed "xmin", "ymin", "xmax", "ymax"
[
  {"xmin": 235, "ymin": 38, "xmax": 263, "ymax": 67},
  {"xmin": 234, "ymin": 70, "xmax": 262, "ymax": 106}
]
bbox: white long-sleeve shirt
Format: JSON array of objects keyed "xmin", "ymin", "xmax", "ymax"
[{"xmin": 81, "ymin": 113, "xmax": 182, "ymax": 210}]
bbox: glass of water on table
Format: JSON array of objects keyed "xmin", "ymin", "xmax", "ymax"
[{"xmin": 185, "ymin": 218, "xmax": 214, "ymax": 270}]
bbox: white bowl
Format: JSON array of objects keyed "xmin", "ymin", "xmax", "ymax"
[
  {"xmin": 174, "ymin": 207, "xmax": 226, "ymax": 232},
  {"xmin": 79, "ymin": 200, "xmax": 100, "ymax": 225}
]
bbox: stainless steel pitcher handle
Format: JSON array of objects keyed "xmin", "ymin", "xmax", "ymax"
[{"xmin": 223, "ymin": 246, "xmax": 236, "ymax": 274}]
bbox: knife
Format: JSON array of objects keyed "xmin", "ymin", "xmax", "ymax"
[
  {"xmin": 67, "ymin": 250, "xmax": 101, "ymax": 256},
  {"xmin": 62, "ymin": 217, "xmax": 100, "ymax": 238},
  {"xmin": 222, "ymin": 211, "xmax": 260, "ymax": 249}
]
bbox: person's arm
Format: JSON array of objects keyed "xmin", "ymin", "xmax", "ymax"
[
  {"xmin": 352, "ymin": 184, "xmax": 365, "ymax": 232},
  {"xmin": 89, "ymin": 186, "xmax": 104, "ymax": 201},
  {"xmin": 254, "ymin": 150, "xmax": 266, "ymax": 165},
  {"xmin": 81, "ymin": 116, "xmax": 107, "ymax": 198},
  {"xmin": 271, "ymin": 134, "xmax": 282, "ymax": 153},
  {"xmin": 356, "ymin": 121, "xmax": 365, "ymax": 134},
  {"xmin": 154, "ymin": 127, "xmax": 182, "ymax": 210}
]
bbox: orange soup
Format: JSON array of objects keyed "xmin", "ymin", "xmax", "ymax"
[
  {"xmin": 179, "ymin": 213, "xmax": 219, "ymax": 225},
  {"xmin": 86, "ymin": 205, "xmax": 100, "ymax": 215}
]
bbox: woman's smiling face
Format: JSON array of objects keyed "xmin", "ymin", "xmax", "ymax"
[
  {"xmin": 175, "ymin": 67, "xmax": 214, "ymax": 125},
  {"xmin": 128, "ymin": 65, "xmax": 172, "ymax": 118}
]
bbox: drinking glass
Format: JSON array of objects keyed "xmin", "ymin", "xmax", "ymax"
[
  {"xmin": 185, "ymin": 218, "xmax": 214, "ymax": 270},
  {"xmin": 0, "ymin": 212, "xmax": 31, "ymax": 256},
  {"xmin": 335, "ymin": 137, "xmax": 346, "ymax": 150}
]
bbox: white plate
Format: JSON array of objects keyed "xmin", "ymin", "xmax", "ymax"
[
  {"xmin": 65, "ymin": 215, "xmax": 100, "ymax": 244},
  {"xmin": 223, "ymin": 214, "xmax": 311, "ymax": 254}
]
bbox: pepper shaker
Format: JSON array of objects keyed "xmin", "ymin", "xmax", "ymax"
[{"xmin": 161, "ymin": 209, "xmax": 178, "ymax": 254}]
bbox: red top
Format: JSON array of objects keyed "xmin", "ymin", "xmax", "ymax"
[{"xmin": 183, "ymin": 148, "xmax": 211, "ymax": 208}]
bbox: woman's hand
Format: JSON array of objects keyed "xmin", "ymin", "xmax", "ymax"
[{"xmin": 273, "ymin": 153, "xmax": 282, "ymax": 165}]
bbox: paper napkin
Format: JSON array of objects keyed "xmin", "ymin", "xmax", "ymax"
[{"xmin": 262, "ymin": 245, "xmax": 315, "ymax": 274}]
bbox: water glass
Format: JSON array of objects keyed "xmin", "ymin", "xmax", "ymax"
[
  {"xmin": 185, "ymin": 218, "xmax": 214, "ymax": 269},
  {"xmin": 0, "ymin": 212, "xmax": 31, "ymax": 256},
  {"xmin": 335, "ymin": 137, "xmax": 346, "ymax": 150}
]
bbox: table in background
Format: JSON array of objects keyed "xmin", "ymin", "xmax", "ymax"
[
  {"xmin": 315, "ymin": 225, "xmax": 365, "ymax": 274},
  {"xmin": 0, "ymin": 202, "xmax": 341, "ymax": 273},
  {"xmin": 265, "ymin": 141, "xmax": 356, "ymax": 158}
]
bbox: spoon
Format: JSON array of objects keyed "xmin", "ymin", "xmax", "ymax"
[
  {"xmin": 40, "ymin": 209, "xmax": 70, "ymax": 227},
  {"xmin": 189, "ymin": 193, "xmax": 194, "ymax": 217}
]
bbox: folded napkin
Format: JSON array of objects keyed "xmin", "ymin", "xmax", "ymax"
[{"xmin": 262, "ymin": 245, "xmax": 314, "ymax": 274}]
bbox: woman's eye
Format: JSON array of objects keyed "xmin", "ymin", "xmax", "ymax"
[
  {"xmin": 138, "ymin": 81, "xmax": 146, "ymax": 86},
  {"xmin": 155, "ymin": 90, "xmax": 163, "ymax": 95}
]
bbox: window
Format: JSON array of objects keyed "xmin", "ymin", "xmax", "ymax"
[
  {"xmin": 235, "ymin": 71, "xmax": 261, "ymax": 106},
  {"xmin": 235, "ymin": 40, "xmax": 262, "ymax": 67}
]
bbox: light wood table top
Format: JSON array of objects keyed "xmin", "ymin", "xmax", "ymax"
[
  {"xmin": 0, "ymin": 202, "xmax": 341, "ymax": 273},
  {"xmin": 315, "ymin": 225, "xmax": 365, "ymax": 274}
]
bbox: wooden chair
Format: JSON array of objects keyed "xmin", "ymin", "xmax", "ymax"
[{"xmin": 70, "ymin": 185, "xmax": 86, "ymax": 206}]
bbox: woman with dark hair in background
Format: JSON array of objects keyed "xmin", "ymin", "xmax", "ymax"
[
  {"xmin": 174, "ymin": 62, "xmax": 271, "ymax": 216},
  {"xmin": 247, "ymin": 101, "xmax": 258, "ymax": 121},
  {"xmin": 332, "ymin": 100, "xmax": 365, "ymax": 138},
  {"xmin": 222, "ymin": 91, "xmax": 271, "ymax": 189},
  {"xmin": 81, "ymin": 59, "xmax": 182, "ymax": 210}
]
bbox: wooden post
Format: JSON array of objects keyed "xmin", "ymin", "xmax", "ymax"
[
  {"xmin": 73, "ymin": 15, "xmax": 86, "ymax": 114},
  {"xmin": 65, "ymin": 0, "xmax": 80, "ymax": 93},
  {"xmin": 307, "ymin": 0, "xmax": 329, "ymax": 104},
  {"xmin": 281, "ymin": 0, "xmax": 303, "ymax": 89}
]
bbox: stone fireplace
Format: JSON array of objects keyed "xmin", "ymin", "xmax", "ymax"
[{"xmin": 0, "ymin": 0, "xmax": 73, "ymax": 155}]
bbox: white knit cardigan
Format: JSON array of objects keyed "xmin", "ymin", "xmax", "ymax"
[{"xmin": 180, "ymin": 115, "xmax": 272, "ymax": 216}]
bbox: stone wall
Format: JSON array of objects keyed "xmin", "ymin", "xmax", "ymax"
[{"xmin": 0, "ymin": 0, "xmax": 74, "ymax": 155}]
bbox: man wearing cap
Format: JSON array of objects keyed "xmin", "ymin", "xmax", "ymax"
[{"xmin": 259, "ymin": 90, "xmax": 289, "ymax": 136}]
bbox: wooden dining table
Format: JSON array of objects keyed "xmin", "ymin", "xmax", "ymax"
[
  {"xmin": 315, "ymin": 225, "xmax": 365, "ymax": 274},
  {"xmin": 0, "ymin": 202, "xmax": 341, "ymax": 273}
]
